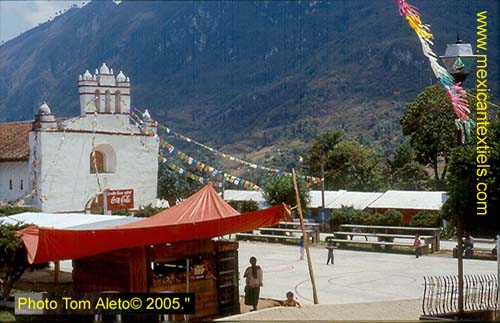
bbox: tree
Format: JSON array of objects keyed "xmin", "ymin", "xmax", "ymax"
[
  {"xmin": 306, "ymin": 133, "xmax": 384, "ymax": 191},
  {"xmin": 0, "ymin": 224, "xmax": 48, "ymax": 301},
  {"xmin": 263, "ymin": 175, "xmax": 310, "ymax": 213},
  {"xmin": 228, "ymin": 200, "xmax": 260, "ymax": 213},
  {"xmin": 306, "ymin": 131, "xmax": 342, "ymax": 176},
  {"xmin": 157, "ymin": 162, "xmax": 203, "ymax": 206},
  {"xmin": 401, "ymin": 84, "xmax": 477, "ymax": 185},
  {"xmin": 386, "ymin": 142, "xmax": 430, "ymax": 190},
  {"xmin": 443, "ymin": 117, "xmax": 500, "ymax": 237},
  {"xmin": 325, "ymin": 140, "xmax": 384, "ymax": 191}
]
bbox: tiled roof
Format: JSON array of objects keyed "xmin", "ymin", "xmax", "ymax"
[{"xmin": 0, "ymin": 121, "xmax": 32, "ymax": 161}]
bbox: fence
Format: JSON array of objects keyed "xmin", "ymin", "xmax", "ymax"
[{"xmin": 423, "ymin": 274, "xmax": 500, "ymax": 316}]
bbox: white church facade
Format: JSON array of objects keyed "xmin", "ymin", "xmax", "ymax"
[{"xmin": 0, "ymin": 63, "xmax": 159, "ymax": 213}]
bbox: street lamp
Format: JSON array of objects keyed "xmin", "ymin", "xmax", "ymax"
[
  {"xmin": 439, "ymin": 35, "xmax": 475, "ymax": 317},
  {"xmin": 439, "ymin": 35, "xmax": 476, "ymax": 83}
]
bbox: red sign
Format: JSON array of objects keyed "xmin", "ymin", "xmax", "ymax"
[{"xmin": 106, "ymin": 189, "xmax": 134, "ymax": 210}]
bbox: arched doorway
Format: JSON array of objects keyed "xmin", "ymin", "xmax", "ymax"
[{"xmin": 85, "ymin": 193, "xmax": 104, "ymax": 214}]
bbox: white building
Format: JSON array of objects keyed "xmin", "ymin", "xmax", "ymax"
[{"xmin": 0, "ymin": 63, "xmax": 159, "ymax": 213}]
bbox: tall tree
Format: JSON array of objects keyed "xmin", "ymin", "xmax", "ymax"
[
  {"xmin": 386, "ymin": 142, "xmax": 430, "ymax": 190},
  {"xmin": 263, "ymin": 175, "xmax": 310, "ymax": 213},
  {"xmin": 157, "ymin": 162, "xmax": 203, "ymax": 206},
  {"xmin": 306, "ymin": 133, "xmax": 383, "ymax": 191},
  {"xmin": 306, "ymin": 131, "xmax": 342, "ymax": 176},
  {"xmin": 443, "ymin": 117, "xmax": 500, "ymax": 236},
  {"xmin": 401, "ymin": 84, "xmax": 477, "ymax": 184}
]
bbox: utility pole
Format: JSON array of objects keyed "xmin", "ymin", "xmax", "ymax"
[
  {"xmin": 292, "ymin": 169, "xmax": 319, "ymax": 304},
  {"xmin": 320, "ymin": 145, "xmax": 326, "ymax": 231},
  {"xmin": 221, "ymin": 171, "xmax": 225, "ymax": 199}
]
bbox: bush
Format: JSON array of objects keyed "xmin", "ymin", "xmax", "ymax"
[
  {"xmin": 330, "ymin": 206, "xmax": 363, "ymax": 230},
  {"xmin": 409, "ymin": 210, "xmax": 441, "ymax": 227},
  {"xmin": 329, "ymin": 207, "xmax": 402, "ymax": 227},
  {"xmin": 112, "ymin": 204, "xmax": 165, "ymax": 218},
  {"xmin": 440, "ymin": 225, "xmax": 456, "ymax": 240},
  {"xmin": 0, "ymin": 206, "xmax": 40, "ymax": 216},
  {"xmin": 228, "ymin": 200, "xmax": 259, "ymax": 213},
  {"xmin": 380, "ymin": 209, "xmax": 403, "ymax": 226}
]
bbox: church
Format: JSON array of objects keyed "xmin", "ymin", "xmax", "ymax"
[{"xmin": 0, "ymin": 63, "xmax": 159, "ymax": 213}]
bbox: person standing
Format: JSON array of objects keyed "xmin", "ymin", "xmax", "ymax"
[
  {"xmin": 413, "ymin": 233, "xmax": 422, "ymax": 258},
  {"xmin": 299, "ymin": 236, "xmax": 304, "ymax": 260},
  {"xmin": 244, "ymin": 256, "xmax": 263, "ymax": 311},
  {"xmin": 326, "ymin": 240, "xmax": 335, "ymax": 265}
]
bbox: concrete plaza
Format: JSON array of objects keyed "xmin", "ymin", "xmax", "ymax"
[
  {"xmin": 237, "ymin": 241, "xmax": 495, "ymax": 304},
  {"xmin": 221, "ymin": 240, "xmax": 497, "ymax": 320}
]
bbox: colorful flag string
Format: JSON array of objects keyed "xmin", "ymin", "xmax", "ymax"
[
  {"xmin": 132, "ymin": 109, "xmax": 322, "ymax": 184},
  {"xmin": 130, "ymin": 113, "xmax": 261, "ymax": 191},
  {"xmin": 393, "ymin": 0, "xmax": 474, "ymax": 141}
]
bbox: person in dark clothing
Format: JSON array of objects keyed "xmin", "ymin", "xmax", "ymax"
[
  {"xmin": 326, "ymin": 240, "xmax": 335, "ymax": 265},
  {"xmin": 244, "ymin": 256, "xmax": 263, "ymax": 311}
]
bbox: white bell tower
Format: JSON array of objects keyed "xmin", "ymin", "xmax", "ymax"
[{"xmin": 78, "ymin": 63, "xmax": 131, "ymax": 116}]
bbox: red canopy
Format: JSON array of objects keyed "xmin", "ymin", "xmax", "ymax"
[{"xmin": 18, "ymin": 185, "xmax": 291, "ymax": 264}]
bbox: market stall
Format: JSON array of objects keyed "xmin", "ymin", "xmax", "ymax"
[{"xmin": 18, "ymin": 185, "xmax": 291, "ymax": 319}]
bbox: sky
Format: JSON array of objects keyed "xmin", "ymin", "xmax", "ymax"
[{"xmin": 0, "ymin": 1, "xmax": 89, "ymax": 43}]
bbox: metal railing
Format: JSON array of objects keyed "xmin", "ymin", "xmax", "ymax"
[{"xmin": 423, "ymin": 274, "xmax": 500, "ymax": 316}]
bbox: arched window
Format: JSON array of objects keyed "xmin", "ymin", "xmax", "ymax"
[
  {"xmin": 9, "ymin": 179, "xmax": 12, "ymax": 190},
  {"xmin": 20, "ymin": 180, "xmax": 23, "ymax": 190},
  {"xmin": 115, "ymin": 91, "xmax": 121, "ymax": 113},
  {"xmin": 90, "ymin": 144, "xmax": 116, "ymax": 174},
  {"xmin": 95, "ymin": 90, "xmax": 101, "ymax": 112},
  {"xmin": 90, "ymin": 151, "xmax": 105, "ymax": 173},
  {"xmin": 105, "ymin": 90, "xmax": 112, "ymax": 113}
]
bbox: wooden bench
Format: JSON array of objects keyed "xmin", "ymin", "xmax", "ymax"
[
  {"xmin": 339, "ymin": 224, "xmax": 441, "ymax": 252},
  {"xmin": 453, "ymin": 246, "xmax": 497, "ymax": 260},
  {"xmin": 332, "ymin": 231, "xmax": 435, "ymax": 250},
  {"xmin": 327, "ymin": 238, "xmax": 429, "ymax": 255},
  {"xmin": 279, "ymin": 222, "xmax": 320, "ymax": 243},
  {"xmin": 235, "ymin": 233, "xmax": 312, "ymax": 244},
  {"xmin": 259, "ymin": 228, "xmax": 316, "ymax": 242}
]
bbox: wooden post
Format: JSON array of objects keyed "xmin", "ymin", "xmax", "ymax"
[
  {"xmin": 54, "ymin": 261, "xmax": 60, "ymax": 285},
  {"xmin": 292, "ymin": 169, "xmax": 319, "ymax": 304},
  {"xmin": 185, "ymin": 258, "xmax": 190, "ymax": 322}
]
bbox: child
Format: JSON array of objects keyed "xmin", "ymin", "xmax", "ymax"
[
  {"xmin": 413, "ymin": 233, "xmax": 421, "ymax": 258},
  {"xmin": 326, "ymin": 240, "xmax": 335, "ymax": 265},
  {"xmin": 283, "ymin": 291, "xmax": 301, "ymax": 308}
]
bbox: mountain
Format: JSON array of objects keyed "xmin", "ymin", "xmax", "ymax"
[{"xmin": 0, "ymin": 0, "xmax": 498, "ymax": 163}]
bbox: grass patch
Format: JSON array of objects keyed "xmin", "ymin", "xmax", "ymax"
[{"xmin": 0, "ymin": 310, "xmax": 15, "ymax": 322}]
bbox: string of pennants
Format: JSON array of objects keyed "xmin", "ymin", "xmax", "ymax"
[
  {"xmin": 393, "ymin": 0, "xmax": 473, "ymax": 142},
  {"xmin": 129, "ymin": 113, "xmax": 262, "ymax": 191},
  {"xmin": 131, "ymin": 109, "xmax": 322, "ymax": 184}
]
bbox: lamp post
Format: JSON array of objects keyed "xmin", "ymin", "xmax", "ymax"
[
  {"xmin": 320, "ymin": 143, "xmax": 326, "ymax": 232},
  {"xmin": 440, "ymin": 35, "xmax": 475, "ymax": 317}
]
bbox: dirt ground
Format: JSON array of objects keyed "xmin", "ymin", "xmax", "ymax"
[
  {"xmin": 12, "ymin": 269, "xmax": 73, "ymax": 294},
  {"xmin": 239, "ymin": 296, "xmax": 282, "ymax": 313}
]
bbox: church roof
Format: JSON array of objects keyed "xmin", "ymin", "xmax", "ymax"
[{"xmin": 0, "ymin": 121, "xmax": 32, "ymax": 162}]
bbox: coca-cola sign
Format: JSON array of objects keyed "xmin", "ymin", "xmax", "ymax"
[{"xmin": 106, "ymin": 189, "xmax": 134, "ymax": 210}]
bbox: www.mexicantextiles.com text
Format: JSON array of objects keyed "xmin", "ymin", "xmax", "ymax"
[{"xmin": 475, "ymin": 10, "xmax": 488, "ymax": 216}]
